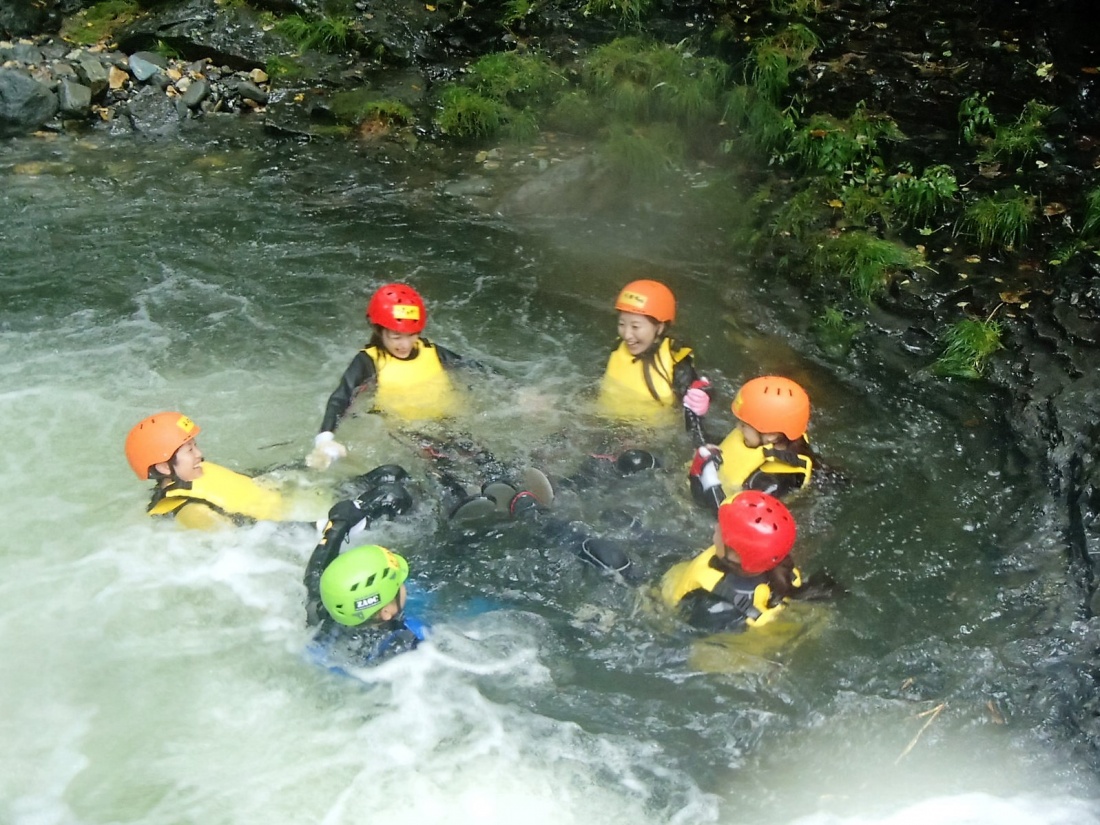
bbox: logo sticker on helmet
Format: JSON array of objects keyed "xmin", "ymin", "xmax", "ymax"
[
  {"xmin": 618, "ymin": 290, "xmax": 646, "ymax": 310},
  {"xmin": 176, "ymin": 416, "xmax": 197, "ymax": 434},
  {"xmin": 355, "ymin": 595, "xmax": 382, "ymax": 611},
  {"xmin": 392, "ymin": 304, "xmax": 421, "ymax": 321}
]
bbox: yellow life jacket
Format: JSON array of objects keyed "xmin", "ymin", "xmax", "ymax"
[
  {"xmin": 660, "ymin": 546, "xmax": 800, "ymax": 628},
  {"xmin": 366, "ymin": 339, "xmax": 459, "ymax": 421},
  {"xmin": 147, "ymin": 461, "xmax": 291, "ymax": 522},
  {"xmin": 596, "ymin": 338, "xmax": 692, "ymax": 425},
  {"xmin": 716, "ymin": 428, "xmax": 813, "ymax": 492}
]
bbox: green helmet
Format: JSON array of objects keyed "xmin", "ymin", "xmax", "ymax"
[{"xmin": 320, "ymin": 545, "xmax": 409, "ymax": 626}]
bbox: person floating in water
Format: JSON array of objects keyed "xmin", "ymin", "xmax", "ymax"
[
  {"xmin": 303, "ymin": 476, "xmax": 429, "ymax": 669},
  {"xmin": 660, "ymin": 490, "xmax": 808, "ymax": 632},
  {"xmin": 310, "ymin": 283, "xmax": 484, "ymax": 470},
  {"xmin": 125, "ymin": 410, "xmax": 401, "ymax": 530},
  {"xmin": 689, "ymin": 375, "xmax": 815, "ymax": 513}
]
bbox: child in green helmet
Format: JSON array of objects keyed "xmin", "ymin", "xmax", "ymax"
[{"xmin": 304, "ymin": 489, "xmax": 430, "ymax": 669}]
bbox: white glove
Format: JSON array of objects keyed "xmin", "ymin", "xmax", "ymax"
[
  {"xmin": 307, "ymin": 431, "xmax": 347, "ymax": 470},
  {"xmin": 683, "ymin": 379, "xmax": 711, "ymax": 417}
]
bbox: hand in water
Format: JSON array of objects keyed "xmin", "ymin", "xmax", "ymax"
[{"xmin": 307, "ymin": 431, "xmax": 347, "ymax": 470}]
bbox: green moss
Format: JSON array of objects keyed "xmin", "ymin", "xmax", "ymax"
[
  {"xmin": 60, "ymin": 0, "xmax": 141, "ymax": 46},
  {"xmin": 544, "ymin": 91, "xmax": 604, "ymax": 136}
]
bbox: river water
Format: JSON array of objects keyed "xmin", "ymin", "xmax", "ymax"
[{"xmin": 2, "ymin": 123, "xmax": 1099, "ymax": 824}]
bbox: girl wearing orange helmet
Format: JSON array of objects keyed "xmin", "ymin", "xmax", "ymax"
[
  {"xmin": 596, "ymin": 279, "xmax": 711, "ymax": 430},
  {"xmin": 125, "ymin": 411, "xmax": 296, "ymax": 528},
  {"xmin": 660, "ymin": 491, "xmax": 805, "ymax": 632},
  {"xmin": 689, "ymin": 376, "xmax": 815, "ymax": 513},
  {"xmin": 311, "ymin": 283, "xmax": 476, "ymax": 469}
]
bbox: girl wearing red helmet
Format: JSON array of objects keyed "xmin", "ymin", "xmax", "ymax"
[
  {"xmin": 311, "ymin": 283, "xmax": 475, "ymax": 469},
  {"xmin": 660, "ymin": 491, "xmax": 805, "ymax": 632},
  {"xmin": 596, "ymin": 279, "xmax": 711, "ymax": 430},
  {"xmin": 689, "ymin": 375, "xmax": 816, "ymax": 514}
]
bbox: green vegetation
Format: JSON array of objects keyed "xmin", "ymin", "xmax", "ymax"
[
  {"xmin": 809, "ymin": 230, "xmax": 924, "ymax": 301},
  {"xmin": 958, "ymin": 189, "xmax": 1036, "ymax": 249},
  {"xmin": 813, "ymin": 306, "xmax": 863, "ymax": 358},
  {"xmin": 883, "ymin": 163, "xmax": 959, "ymax": 224},
  {"xmin": 60, "ymin": 0, "xmax": 141, "ymax": 46},
  {"xmin": 583, "ymin": 0, "xmax": 655, "ymax": 26},
  {"xmin": 331, "ymin": 90, "xmax": 414, "ymax": 126},
  {"xmin": 959, "ymin": 93, "xmax": 1054, "ymax": 162},
  {"xmin": 583, "ymin": 38, "xmax": 730, "ymax": 125},
  {"xmin": 1081, "ymin": 187, "xmax": 1100, "ymax": 238},
  {"xmin": 436, "ymin": 87, "xmax": 511, "ymax": 139},
  {"xmin": 785, "ymin": 104, "xmax": 902, "ymax": 180},
  {"xmin": 747, "ymin": 25, "xmax": 818, "ymax": 102},
  {"xmin": 933, "ymin": 317, "xmax": 1004, "ymax": 379},
  {"xmin": 274, "ymin": 13, "xmax": 361, "ymax": 54},
  {"xmin": 265, "ymin": 55, "xmax": 310, "ymax": 81},
  {"xmin": 466, "ymin": 51, "xmax": 566, "ymax": 109},
  {"xmin": 601, "ymin": 123, "xmax": 686, "ymax": 185}
]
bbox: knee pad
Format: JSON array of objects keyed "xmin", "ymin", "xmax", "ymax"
[
  {"xmin": 615, "ymin": 449, "xmax": 659, "ymax": 476},
  {"xmin": 579, "ymin": 537, "xmax": 632, "ymax": 575},
  {"xmin": 355, "ymin": 482, "xmax": 413, "ymax": 521},
  {"xmin": 358, "ymin": 464, "xmax": 410, "ymax": 488}
]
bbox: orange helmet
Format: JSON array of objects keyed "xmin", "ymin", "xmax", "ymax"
[
  {"xmin": 614, "ymin": 279, "xmax": 675, "ymax": 324},
  {"xmin": 732, "ymin": 376, "xmax": 810, "ymax": 441},
  {"xmin": 367, "ymin": 283, "xmax": 427, "ymax": 334},
  {"xmin": 125, "ymin": 412, "xmax": 201, "ymax": 479}
]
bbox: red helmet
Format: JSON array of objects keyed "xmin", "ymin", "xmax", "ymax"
[
  {"xmin": 367, "ymin": 284, "xmax": 427, "ymax": 334},
  {"xmin": 614, "ymin": 279, "xmax": 676, "ymax": 324},
  {"xmin": 125, "ymin": 412, "xmax": 200, "ymax": 480},
  {"xmin": 717, "ymin": 491, "xmax": 796, "ymax": 573}
]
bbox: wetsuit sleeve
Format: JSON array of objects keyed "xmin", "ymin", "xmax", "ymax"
[
  {"xmin": 319, "ymin": 351, "xmax": 377, "ymax": 434},
  {"xmin": 671, "ymin": 353, "xmax": 699, "ymax": 402},
  {"xmin": 303, "ymin": 516, "xmax": 355, "ymax": 627},
  {"xmin": 173, "ymin": 501, "xmax": 237, "ymax": 530},
  {"xmin": 434, "ymin": 343, "xmax": 496, "ymax": 375}
]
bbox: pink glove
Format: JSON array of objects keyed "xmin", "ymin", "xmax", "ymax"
[{"xmin": 683, "ymin": 378, "xmax": 711, "ymax": 417}]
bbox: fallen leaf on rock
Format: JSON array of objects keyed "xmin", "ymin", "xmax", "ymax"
[
  {"xmin": 108, "ymin": 66, "xmax": 128, "ymax": 90},
  {"xmin": 999, "ymin": 290, "xmax": 1029, "ymax": 303},
  {"xmin": 1043, "ymin": 202, "xmax": 1066, "ymax": 216},
  {"xmin": 978, "ymin": 162, "xmax": 1002, "ymax": 178},
  {"xmin": 827, "ymin": 198, "xmax": 844, "ymax": 208},
  {"xmin": 965, "ymin": 254, "xmax": 981, "ymax": 263}
]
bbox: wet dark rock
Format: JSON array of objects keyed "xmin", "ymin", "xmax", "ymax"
[
  {"xmin": 231, "ymin": 79, "xmax": 268, "ymax": 104},
  {"xmin": 73, "ymin": 55, "xmax": 108, "ymax": 97},
  {"xmin": 114, "ymin": 0, "xmax": 287, "ymax": 73},
  {"xmin": 57, "ymin": 77, "xmax": 90, "ymax": 115},
  {"xmin": 123, "ymin": 83, "xmax": 183, "ymax": 137},
  {"xmin": 128, "ymin": 51, "xmax": 168, "ymax": 82},
  {"xmin": 0, "ymin": 67, "xmax": 58, "ymax": 136},
  {"xmin": 179, "ymin": 78, "xmax": 210, "ymax": 109}
]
